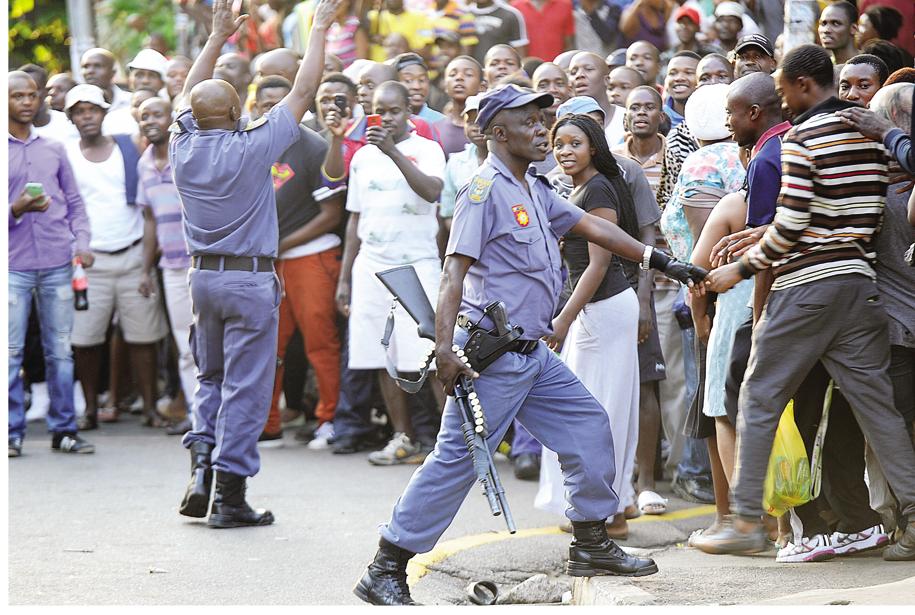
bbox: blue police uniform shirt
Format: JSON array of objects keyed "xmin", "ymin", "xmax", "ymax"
[
  {"xmin": 745, "ymin": 133, "xmax": 782, "ymax": 227},
  {"xmin": 447, "ymin": 152, "xmax": 584, "ymax": 340},
  {"xmin": 169, "ymin": 102, "xmax": 301, "ymax": 257}
]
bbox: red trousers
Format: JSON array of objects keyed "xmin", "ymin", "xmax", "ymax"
[{"xmin": 265, "ymin": 247, "xmax": 342, "ymax": 433}]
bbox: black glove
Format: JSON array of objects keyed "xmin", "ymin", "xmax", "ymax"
[{"xmin": 648, "ymin": 249, "xmax": 708, "ymax": 285}]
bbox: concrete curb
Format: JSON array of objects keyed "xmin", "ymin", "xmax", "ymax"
[
  {"xmin": 571, "ymin": 577, "xmax": 656, "ymax": 605},
  {"xmin": 755, "ymin": 575, "xmax": 915, "ymax": 605}
]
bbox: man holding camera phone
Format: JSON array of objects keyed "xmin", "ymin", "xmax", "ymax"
[{"xmin": 8, "ymin": 71, "xmax": 94, "ymax": 457}]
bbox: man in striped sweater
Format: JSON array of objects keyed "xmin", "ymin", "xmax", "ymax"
[{"xmin": 697, "ymin": 44, "xmax": 915, "ymax": 561}]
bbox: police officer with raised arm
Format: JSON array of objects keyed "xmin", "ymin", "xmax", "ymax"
[
  {"xmin": 354, "ymin": 85, "xmax": 706, "ymax": 604},
  {"xmin": 170, "ymin": 0, "xmax": 343, "ymax": 529}
]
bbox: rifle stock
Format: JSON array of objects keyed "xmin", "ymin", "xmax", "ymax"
[{"xmin": 376, "ymin": 266, "xmax": 436, "ymax": 342}]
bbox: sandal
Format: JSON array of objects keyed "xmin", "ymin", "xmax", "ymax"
[
  {"xmin": 97, "ymin": 407, "xmax": 120, "ymax": 423},
  {"xmin": 141, "ymin": 409, "xmax": 169, "ymax": 428},
  {"xmin": 638, "ymin": 490, "xmax": 668, "ymax": 515},
  {"xmin": 77, "ymin": 414, "xmax": 98, "ymax": 431}
]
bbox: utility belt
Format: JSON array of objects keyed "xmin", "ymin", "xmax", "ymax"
[
  {"xmin": 456, "ymin": 315, "xmax": 539, "ymax": 356},
  {"xmin": 191, "ymin": 254, "xmax": 275, "ymax": 273}
]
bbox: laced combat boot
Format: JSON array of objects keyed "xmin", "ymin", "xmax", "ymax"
[
  {"xmin": 207, "ymin": 471, "xmax": 275, "ymax": 528},
  {"xmin": 179, "ymin": 441, "xmax": 213, "ymax": 518},
  {"xmin": 353, "ymin": 538, "xmax": 419, "ymax": 605},
  {"xmin": 567, "ymin": 519, "xmax": 659, "ymax": 577}
]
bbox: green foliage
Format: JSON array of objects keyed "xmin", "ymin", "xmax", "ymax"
[
  {"xmin": 9, "ymin": 0, "xmax": 70, "ymax": 74},
  {"xmin": 9, "ymin": 0, "xmax": 177, "ymax": 75}
]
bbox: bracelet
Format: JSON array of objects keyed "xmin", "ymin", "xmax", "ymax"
[{"xmin": 639, "ymin": 245, "xmax": 653, "ymax": 270}]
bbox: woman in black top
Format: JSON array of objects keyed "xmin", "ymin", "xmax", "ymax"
[{"xmin": 535, "ymin": 114, "xmax": 643, "ymax": 539}]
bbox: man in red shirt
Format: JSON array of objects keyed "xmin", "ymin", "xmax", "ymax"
[{"xmin": 511, "ymin": 0, "xmax": 575, "ymax": 61}]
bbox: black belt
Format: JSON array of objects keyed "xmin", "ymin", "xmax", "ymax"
[
  {"xmin": 192, "ymin": 255, "xmax": 275, "ymax": 272},
  {"xmin": 95, "ymin": 237, "xmax": 141, "ymax": 256},
  {"xmin": 457, "ymin": 315, "xmax": 539, "ymax": 355}
]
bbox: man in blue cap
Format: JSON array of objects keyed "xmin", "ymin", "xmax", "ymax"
[
  {"xmin": 354, "ymin": 84, "xmax": 706, "ymax": 605},
  {"xmin": 169, "ymin": 0, "xmax": 341, "ymax": 528}
]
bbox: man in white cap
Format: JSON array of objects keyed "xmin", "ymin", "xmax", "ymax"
[
  {"xmin": 63, "ymin": 84, "xmax": 168, "ymax": 432},
  {"xmin": 713, "ymin": 2, "xmax": 761, "ymax": 53},
  {"xmin": 127, "ymin": 48, "xmax": 169, "ymax": 95}
]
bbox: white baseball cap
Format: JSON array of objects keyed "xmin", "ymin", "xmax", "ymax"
[
  {"xmin": 127, "ymin": 48, "xmax": 168, "ymax": 79},
  {"xmin": 64, "ymin": 84, "xmax": 111, "ymax": 112},
  {"xmin": 715, "ymin": 1, "xmax": 745, "ymax": 21},
  {"xmin": 685, "ymin": 83, "xmax": 731, "ymax": 141},
  {"xmin": 463, "ymin": 94, "xmax": 482, "ymax": 116}
]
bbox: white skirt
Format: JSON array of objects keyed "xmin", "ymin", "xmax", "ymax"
[
  {"xmin": 348, "ymin": 254, "xmax": 440, "ymax": 372},
  {"xmin": 534, "ymin": 288, "xmax": 641, "ymax": 517}
]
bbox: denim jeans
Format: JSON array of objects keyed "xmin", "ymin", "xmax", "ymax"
[
  {"xmin": 8, "ymin": 264, "xmax": 78, "ymax": 441},
  {"xmin": 676, "ymin": 324, "xmax": 712, "ymax": 480}
]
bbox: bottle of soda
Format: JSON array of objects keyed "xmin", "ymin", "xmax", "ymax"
[{"xmin": 73, "ymin": 257, "xmax": 89, "ymax": 311}]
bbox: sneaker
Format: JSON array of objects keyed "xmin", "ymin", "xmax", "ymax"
[
  {"xmin": 51, "ymin": 433, "xmax": 95, "ymax": 454},
  {"xmin": 306, "ymin": 422, "xmax": 335, "ymax": 450},
  {"xmin": 776, "ymin": 534, "xmax": 836, "ymax": 563},
  {"xmin": 257, "ymin": 430, "xmax": 285, "ymax": 449},
  {"xmin": 367, "ymin": 433, "xmax": 426, "ymax": 466},
  {"xmin": 831, "ymin": 524, "xmax": 890, "ymax": 556},
  {"xmin": 9, "ymin": 437, "xmax": 23, "ymax": 458}
]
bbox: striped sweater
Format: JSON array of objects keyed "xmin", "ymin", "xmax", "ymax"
[{"xmin": 742, "ymin": 97, "xmax": 888, "ymax": 290}]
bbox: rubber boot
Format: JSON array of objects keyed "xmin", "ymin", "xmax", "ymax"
[
  {"xmin": 353, "ymin": 538, "xmax": 419, "ymax": 605},
  {"xmin": 567, "ymin": 519, "xmax": 659, "ymax": 577},
  {"xmin": 179, "ymin": 442, "xmax": 213, "ymax": 518},
  {"xmin": 207, "ymin": 471, "xmax": 275, "ymax": 528}
]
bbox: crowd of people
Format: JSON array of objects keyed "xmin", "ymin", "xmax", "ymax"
[{"xmin": 9, "ymin": 0, "xmax": 915, "ymax": 586}]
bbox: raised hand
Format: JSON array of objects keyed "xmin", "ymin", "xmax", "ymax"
[
  {"xmin": 312, "ymin": 0, "xmax": 345, "ymax": 31},
  {"xmin": 211, "ymin": 0, "xmax": 249, "ymax": 41}
]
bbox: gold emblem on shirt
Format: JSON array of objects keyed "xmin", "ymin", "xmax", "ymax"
[
  {"xmin": 468, "ymin": 176, "xmax": 493, "ymax": 204},
  {"xmin": 243, "ymin": 116, "xmax": 268, "ymax": 131}
]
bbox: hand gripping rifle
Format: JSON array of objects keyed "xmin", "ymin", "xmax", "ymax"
[{"xmin": 376, "ymin": 265, "xmax": 520, "ymax": 533}]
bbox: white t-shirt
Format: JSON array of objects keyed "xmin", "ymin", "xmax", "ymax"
[
  {"xmin": 32, "ymin": 109, "xmax": 80, "ymax": 144},
  {"xmin": 103, "ymin": 107, "xmax": 139, "ymax": 136},
  {"xmin": 65, "ymin": 140, "xmax": 144, "ymax": 252},
  {"xmin": 605, "ymin": 104, "xmax": 627, "ymax": 148},
  {"xmin": 346, "ymin": 133, "xmax": 446, "ymax": 265}
]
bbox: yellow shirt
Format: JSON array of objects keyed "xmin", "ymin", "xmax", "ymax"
[{"xmin": 366, "ymin": 10, "xmax": 434, "ymax": 62}]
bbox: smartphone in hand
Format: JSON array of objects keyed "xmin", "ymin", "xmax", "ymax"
[
  {"xmin": 366, "ymin": 114, "xmax": 382, "ymax": 128},
  {"xmin": 334, "ymin": 94, "xmax": 348, "ymax": 114}
]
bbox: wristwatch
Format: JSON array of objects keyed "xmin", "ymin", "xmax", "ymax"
[{"xmin": 639, "ymin": 245, "xmax": 653, "ymax": 270}]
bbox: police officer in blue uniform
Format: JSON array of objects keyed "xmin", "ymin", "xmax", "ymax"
[
  {"xmin": 169, "ymin": 0, "xmax": 342, "ymax": 528},
  {"xmin": 354, "ymin": 85, "xmax": 706, "ymax": 604}
]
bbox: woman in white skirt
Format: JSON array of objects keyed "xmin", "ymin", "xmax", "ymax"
[{"xmin": 535, "ymin": 113, "xmax": 643, "ymax": 539}]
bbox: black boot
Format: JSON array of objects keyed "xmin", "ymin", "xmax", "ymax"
[
  {"xmin": 207, "ymin": 471, "xmax": 275, "ymax": 528},
  {"xmin": 567, "ymin": 520, "xmax": 659, "ymax": 577},
  {"xmin": 179, "ymin": 442, "xmax": 213, "ymax": 518},
  {"xmin": 353, "ymin": 538, "xmax": 419, "ymax": 605}
]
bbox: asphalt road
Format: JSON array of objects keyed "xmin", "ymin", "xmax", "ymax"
[{"xmin": 9, "ymin": 417, "xmax": 915, "ymax": 605}]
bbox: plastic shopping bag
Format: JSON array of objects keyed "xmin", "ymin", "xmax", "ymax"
[{"xmin": 763, "ymin": 401, "xmax": 812, "ymax": 517}]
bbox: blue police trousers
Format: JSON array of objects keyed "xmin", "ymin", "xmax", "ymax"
[
  {"xmin": 183, "ymin": 267, "xmax": 281, "ymax": 477},
  {"xmin": 381, "ymin": 336, "xmax": 619, "ymax": 554}
]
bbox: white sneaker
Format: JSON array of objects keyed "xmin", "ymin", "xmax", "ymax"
[
  {"xmin": 367, "ymin": 432, "xmax": 425, "ymax": 466},
  {"xmin": 306, "ymin": 422, "xmax": 335, "ymax": 450},
  {"xmin": 776, "ymin": 534, "xmax": 836, "ymax": 563},
  {"xmin": 830, "ymin": 523, "xmax": 890, "ymax": 556}
]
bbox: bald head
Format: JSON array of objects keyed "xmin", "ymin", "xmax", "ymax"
[
  {"xmin": 190, "ymin": 79, "xmax": 241, "ymax": 129},
  {"xmin": 729, "ymin": 72, "xmax": 780, "ymax": 110},
  {"xmin": 375, "ymin": 80, "xmax": 409, "ymax": 107},
  {"xmin": 255, "ymin": 48, "xmax": 300, "ymax": 84},
  {"xmin": 8, "ymin": 70, "xmax": 37, "ymax": 89},
  {"xmin": 362, "ymin": 62, "xmax": 398, "ymax": 84},
  {"xmin": 569, "ymin": 52, "xmax": 610, "ymax": 101},
  {"xmin": 870, "ymin": 83, "xmax": 913, "ymax": 130},
  {"xmin": 80, "ymin": 48, "xmax": 116, "ymax": 91},
  {"xmin": 214, "ymin": 53, "xmax": 252, "ymax": 97}
]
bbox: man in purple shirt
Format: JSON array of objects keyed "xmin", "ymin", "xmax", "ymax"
[
  {"xmin": 169, "ymin": 0, "xmax": 340, "ymax": 528},
  {"xmin": 8, "ymin": 71, "xmax": 95, "ymax": 457}
]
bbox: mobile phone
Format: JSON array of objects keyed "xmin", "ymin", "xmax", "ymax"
[
  {"xmin": 334, "ymin": 94, "xmax": 348, "ymax": 113},
  {"xmin": 366, "ymin": 114, "xmax": 382, "ymax": 128},
  {"xmin": 25, "ymin": 182, "xmax": 44, "ymax": 197}
]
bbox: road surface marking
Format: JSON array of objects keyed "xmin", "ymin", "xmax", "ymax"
[{"xmin": 407, "ymin": 504, "xmax": 715, "ymax": 584}]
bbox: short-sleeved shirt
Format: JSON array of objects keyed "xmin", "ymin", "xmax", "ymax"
[
  {"xmin": 169, "ymin": 101, "xmax": 300, "ymax": 257},
  {"xmin": 433, "ymin": 118, "xmax": 470, "ymax": 159},
  {"xmin": 511, "ymin": 0, "xmax": 575, "ymax": 62},
  {"xmin": 136, "ymin": 147, "xmax": 190, "ymax": 270},
  {"xmin": 274, "ymin": 126, "xmax": 331, "ymax": 241},
  {"xmin": 469, "ymin": 1, "xmax": 530, "ymax": 64},
  {"xmin": 441, "ymin": 143, "xmax": 483, "ymax": 218},
  {"xmin": 448, "ymin": 152, "xmax": 584, "ymax": 339},
  {"xmin": 366, "ymin": 9, "xmax": 434, "ymax": 62},
  {"xmin": 345, "ymin": 133, "xmax": 446, "ymax": 265},
  {"xmin": 563, "ymin": 173, "xmax": 632, "ymax": 303}
]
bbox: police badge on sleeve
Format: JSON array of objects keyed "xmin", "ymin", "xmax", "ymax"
[{"xmin": 468, "ymin": 176, "xmax": 493, "ymax": 204}]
